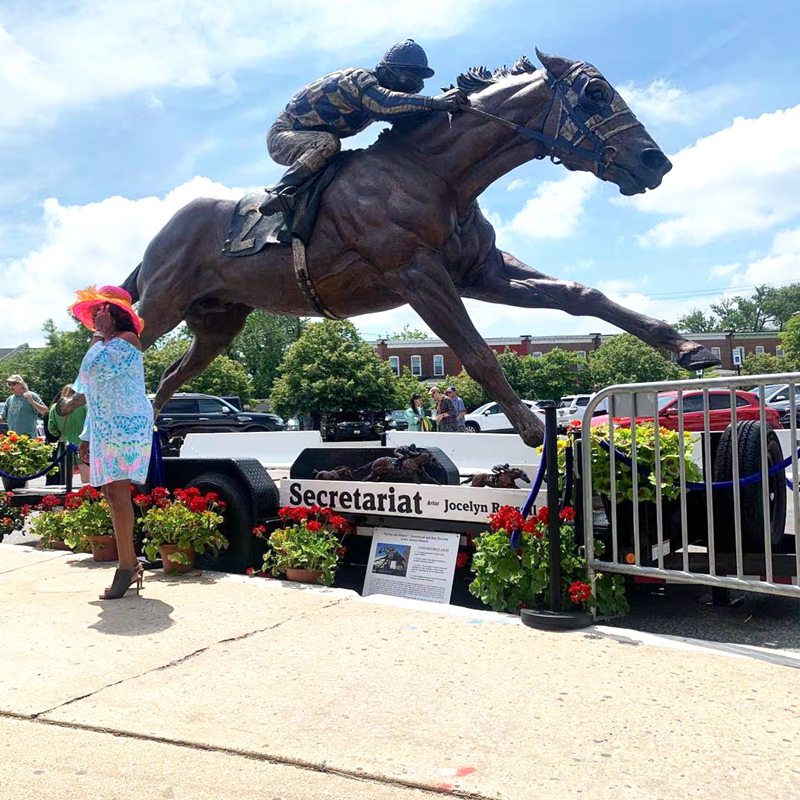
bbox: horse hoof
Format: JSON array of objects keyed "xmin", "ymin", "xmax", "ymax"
[{"xmin": 678, "ymin": 346, "xmax": 720, "ymax": 371}]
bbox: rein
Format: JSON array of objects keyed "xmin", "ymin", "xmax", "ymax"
[{"xmin": 463, "ymin": 63, "xmax": 641, "ymax": 179}]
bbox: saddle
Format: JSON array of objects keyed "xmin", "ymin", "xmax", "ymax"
[{"xmin": 223, "ymin": 152, "xmax": 354, "ymax": 257}]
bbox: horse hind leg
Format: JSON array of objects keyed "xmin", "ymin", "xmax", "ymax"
[{"xmin": 152, "ymin": 304, "xmax": 251, "ymax": 415}]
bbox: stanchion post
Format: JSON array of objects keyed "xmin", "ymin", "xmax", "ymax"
[
  {"xmin": 65, "ymin": 445, "xmax": 74, "ymax": 494},
  {"xmin": 541, "ymin": 402, "xmax": 561, "ymax": 612}
]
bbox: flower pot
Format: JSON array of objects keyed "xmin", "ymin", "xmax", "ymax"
[
  {"xmin": 285, "ymin": 567, "xmax": 323, "ymax": 584},
  {"xmin": 42, "ymin": 539, "xmax": 71, "ymax": 551},
  {"xmin": 2, "ymin": 476, "xmax": 27, "ymax": 491},
  {"xmin": 89, "ymin": 534, "xmax": 118, "ymax": 562},
  {"xmin": 159, "ymin": 544, "xmax": 196, "ymax": 574}
]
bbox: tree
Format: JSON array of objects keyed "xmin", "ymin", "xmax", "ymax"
[
  {"xmin": 675, "ymin": 284, "xmax": 800, "ymax": 333},
  {"xmin": 14, "ymin": 321, "xmax": 92, "ymax": 404},
  {"xmin": 387, "ymin": 325, "xmax": 430, "ymax": 340},
  {"xmin": 442, "ymin": 371, "xmax": 489, "ymax": 410},
  {"xmin": 675, "ymin": 309, "xmax": 718, "ymax": 333},
  {"xmin": 781, "ymin": 315, "xmax": 800, "ymax": 366},
  {"xmin": 588, "ymin": 334, "xmax": 682, "ymax": 388},
  {"xmin": 531, "ymin": 348, "xmax": 590, "ymax": 400},
  {"xmin": 391, "ymin": 367, "xmax": 428, "ymax": 411},
  {"xmin": 739, "ymin": 353, "xmax": 790, "ymax": 376},
  {"xmin": 269, "ymin": 320, "xmax": 396, "ymax": 419},
  {"xmin": 144, "ymin": 334, "xmax": 252, "ymax": 399},
  {"xmin": 228, "ymin": 311, "xmax": 306, "ymax": 399}
]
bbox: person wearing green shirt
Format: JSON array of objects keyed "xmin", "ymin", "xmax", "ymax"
[
  {"xmin": 1, "ymin": 374, "xmax": 47, "ymax": 438},
  {"xmin": 47, "ymin": 384, "xmax": 89, "ymax": 483}
]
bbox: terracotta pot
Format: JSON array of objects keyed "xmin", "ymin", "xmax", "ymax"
[
  {"xmin": 159, "ymin": 544, "xmax": 196, "ymax": 574},
  {"xmin": 2, "ymin": 476, "xmax": 27, "ymax": 491},
  {"xmin": 44, "ymin": 539, "xmax": 71, "ymax": 551},
  {"xmin": 89, "ymin": 534, "xmax": 118, "ymax": 562},
  {"xmin": 285, "ymin": 567, "xmax": 323, "ymax": 584}
]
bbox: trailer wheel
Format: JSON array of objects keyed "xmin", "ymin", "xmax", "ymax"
[
  {"xmin": 712, "ymin": 421, "xmax": 787, "ymax": 552},
  {"xmin": 185, "ymin": 472, "xmax": 253, "ymax": 573}
]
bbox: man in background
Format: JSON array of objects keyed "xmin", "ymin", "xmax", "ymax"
[
  {"xmin": 445, "ymin": 386, "xmax": 466, "ymax": 432},
  {"xmin": 0, "ymin": 374, "xmax": 47, "ymax": 438}
]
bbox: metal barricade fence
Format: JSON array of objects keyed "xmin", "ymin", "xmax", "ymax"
[{"xmin": 580, "ymin": 373, "xmax": 800, "ymax": 599}]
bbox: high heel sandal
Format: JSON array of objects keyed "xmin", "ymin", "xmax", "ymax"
[{"xmin": 100, "ymin": 565, "xmax": 143, "ymax": 600}]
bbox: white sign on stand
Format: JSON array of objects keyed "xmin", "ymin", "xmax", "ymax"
[{"xmin": 362, "ymin": 527, "xmax": 460, "ymax": 604}]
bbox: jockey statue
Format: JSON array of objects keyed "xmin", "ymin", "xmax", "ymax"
[{"xmin": 259, "ymin": 39, "xmax": 469, "ymax": 217}]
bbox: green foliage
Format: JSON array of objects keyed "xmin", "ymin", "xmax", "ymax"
[
  {"xmin": 675, "ymin": 284, "xmax": 800, "ymax": 333},
  {"xmin": 781, "ymin": 316, "xmax": 800, "ymax": 366},
  {"xmin": 584, "ymin": 423, "xmax": 702, "ymax": 503},
  {"xmin": 0, "ymin": 432, "xmax": 55, "ymax": 478},
  {"xmin": 588, "ymin": 334, "xmax": 682, "ymax": 388},
  {"xmin": 258, "ymin": 506, "xmax": 350, "ymax": 586},
  {"xmin": 442, "ymin": 371, "xmax": 489, "ymax": 410},
  {"xmin": 0, "ymin": 491, "xmax": 32, "ymax": 542},
  {"xmin": 468, "ymin": 506, "xmax": 628, "ymax": 617},
  {"xmin": 228, "ymin": 311, "xmax": 306, "ymax": 398},
  {"xmin": 269, "ymin": 320, "xmax": 395, "ymax": 418},
  {"xmin": 387, "ymin": 325, "xmax": 430, "ymax": 340},
  {"xmin": 29, "ymin": 508, "xmax": 73, "ymax": 549},
  {"xmin": 392, "ymin": 367, "xmax": 429, "ymax": 411},
  {"xmin": 143, "ymin": 333, "xmax": 252, "ymax": 399},
  {"xmin": 61, "ymin": 491, "xmax": 113, "ymax": 551},
  {"xmin": 739, "ymin": 352, "xmax": 790, "ymax": 376},
  {"xmin": 0, "ymin": 321, "xmax": 92, "ymax": 404},
  {"xmin": 494, "ymin": 347, "xmax": 588, "ymax": 402}
]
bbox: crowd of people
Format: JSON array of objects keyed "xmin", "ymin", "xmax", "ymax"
[{"xmin": 404, "ymin": 386, "xmax": 466, "ymax": 433}]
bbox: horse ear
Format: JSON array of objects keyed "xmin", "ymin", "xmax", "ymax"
[{"xmin": 535, "ymin": 48, "xmax": 573, "ymax": 78}]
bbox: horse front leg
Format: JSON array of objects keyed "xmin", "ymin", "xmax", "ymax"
[
  {"xmin": 463, "ymin": 250, "xmax": 719, "ymax": 370},
  {"xmin": 396, "ymin": 251, "xmax": 545, "ymax": 446}
]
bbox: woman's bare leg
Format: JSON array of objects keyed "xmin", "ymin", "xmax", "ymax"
[{"xmin": 104, "ymin": 479, "xmax": 137, "ymax": 571}]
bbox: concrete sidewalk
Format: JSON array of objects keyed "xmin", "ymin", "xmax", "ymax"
[{"xmin": 2, "ymin": 544, "xmax": 799, "ymax": 799}]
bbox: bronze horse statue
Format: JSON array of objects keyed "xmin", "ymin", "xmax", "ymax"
[
  {"xmin": 362, "ymin": 449, "xmax": 441, "ymax": 484},
  {"xmin": 119, "ymin": 50, "xmax": 717, "ymax": 447},
  {"xmin": 471, "ymin": 464, "xmax": 531, "ymax": 489}
]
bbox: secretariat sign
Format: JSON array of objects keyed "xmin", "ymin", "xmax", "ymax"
[{"xmin": 279, "ymin": 479, "xmax": 542, "ymax": 524}]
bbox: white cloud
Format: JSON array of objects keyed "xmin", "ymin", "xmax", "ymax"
[
  {"xmin": 506, "ymin": 178, "xmax": 528, "ymax": 191},
  {"xmin": 496, "ymin": 172, "xmax": 596, "ymax": 242},
  {"xmin": 0, "ymin": 0, "xmax": 492, "ymax": 140},
  {"xmin": 708, "ymin": 262, "xmax": 741, "ymax": 279},
  {"xmin": 718, "ymin": 224, "xmax": 800, "ymax": 288},
  {"xmin": 618, "ymin": 78, "xmax": 738, "ymax": 125},
  {"xmin": 1, "ymin": 177, "xmax": 247, "ymax": 346},
  {"xmin": 629, "ymin": 105, "xmax": 800, "ymax": 247}
]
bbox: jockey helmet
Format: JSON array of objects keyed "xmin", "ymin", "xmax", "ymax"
[{"xmin": 376, "ymin": 39, "xmax": 434, "ymax": 78}]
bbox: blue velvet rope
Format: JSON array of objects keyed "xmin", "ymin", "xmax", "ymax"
[
  {"xmin": 0, "ymin": 443, "xmax": 78, "ymax": 481},
  {"xmin": 509, "ymin": 437, "xmax": 548, "ymax": 549},
  {"xmin": 146, "ymin": 429, "xmax": 165, "ymax": 488},
  {"xmin": 597, "ymin": 437, "xmax": 800, "ymax": 492}
]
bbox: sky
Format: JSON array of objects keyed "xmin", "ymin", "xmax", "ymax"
[{"xmin": 2, "ymin": 0, "xmax": 799, "ymax": 347}]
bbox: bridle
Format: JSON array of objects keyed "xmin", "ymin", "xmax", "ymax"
[{"xmin": 464, "ymin": 62, "xmax": 642, "ymax": 179}]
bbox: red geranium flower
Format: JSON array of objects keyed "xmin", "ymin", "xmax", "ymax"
[
  {"xmin": 305, "ymin": 519, "xmax": 323, "ymax": 532},
  {"xmin": 568, "ymin": 580, "xmax": 592, "ymax": 604},
  {"xmin": 560, "ymin": 506, "xmax": 575, "ymax": 523}
]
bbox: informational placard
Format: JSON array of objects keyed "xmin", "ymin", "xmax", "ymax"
[{"xmin": 362, "ymin": 527, "xmax": 460, "ymax": 604}]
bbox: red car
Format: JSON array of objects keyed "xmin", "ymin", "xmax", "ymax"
[{"xmin": 591, "ymin": 389, "xmax": 782, "ymax": 432}]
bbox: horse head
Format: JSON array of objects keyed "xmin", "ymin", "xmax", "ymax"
[
  {"xmin": 510, "ymin": 468, "xmax": 530, "ymax": 483},
  {"xmin": 451, "ymin": 51, "xmax": 671, "ymax": 198},
  {"xmin": 533, "ymin": 50, "xmax": 671, "ymax": 196}
]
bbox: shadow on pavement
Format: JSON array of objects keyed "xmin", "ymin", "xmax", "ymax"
[{"xmin": 88, "ymin": 597, "xmax": 175, "ymax": 635}]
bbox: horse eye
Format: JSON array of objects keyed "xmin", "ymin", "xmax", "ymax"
[{"xmin": 580, "ymin": 79, "xmax": 612, "ymax": 113}]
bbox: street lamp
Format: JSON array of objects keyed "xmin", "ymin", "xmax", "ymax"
[{"xmin": 725, "ymin": 329, "xmax": 739, "ymax": 375}]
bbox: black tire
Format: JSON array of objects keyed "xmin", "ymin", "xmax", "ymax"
[
  {"xmin": 712, "ymin": 421, "xmax": 787, "ymax": 551},
  {"xmin": 465, "ymin": 422, "xmax": 480, "ymax": 433},
  {"xmin": 185, "ymin": 472, "xmax": 254, "ymax": 573}
]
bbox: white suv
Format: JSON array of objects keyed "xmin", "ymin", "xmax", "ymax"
[
  {"xmin": 464, "ymin": 400, "xmax": 545, "ymax": 433},
  {"xmin": 556, "ymin": 394, "xmax": 595, "ymax": 428}
]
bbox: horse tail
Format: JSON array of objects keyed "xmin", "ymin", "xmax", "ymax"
[{"xmin": 121, "ymin": 263, "xmax": 142, "ymax": 303}]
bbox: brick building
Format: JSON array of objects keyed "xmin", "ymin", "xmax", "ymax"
[{"xmin": 371, "ymin": 331, "xmax": 785, "ymax": 382}]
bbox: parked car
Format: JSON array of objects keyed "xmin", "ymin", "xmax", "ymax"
[
  {"xmin": 155, "ymin": 393, "xmax": 284, "ymax": 452},
  {"xmin": 464, "ymin": 400, "xmax": 545, "ymax": 433},
  {"xmin": 591, "ymin": 389, "xmax": 782, "ymax": 432},
  {"xmin": 322, "ymin": 411, "xmax": 385, "ymax": 441},
  {"xmin": 747, "ymin": 383, "xmax": 800, "ymax": 427},
  {"xmin": 556, "ymin": 394, "xmax": 596, "ymax": 428},
  {"xmin": 385, "ymin": 410, "xmax": 409, "ymax": 431}
]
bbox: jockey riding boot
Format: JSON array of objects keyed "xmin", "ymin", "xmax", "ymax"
[{"xmin": 259, "ymin": 164, "xmax": 315, "ymax": 217}]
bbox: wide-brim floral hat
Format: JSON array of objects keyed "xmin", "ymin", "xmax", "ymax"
[{"xmin": 69, "ymin": 285, "xmax": 144, "ymax": 336}]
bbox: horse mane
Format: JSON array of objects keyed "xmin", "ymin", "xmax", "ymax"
[
  {"xmin": 374, "ymin": 55, "xmax": 538, "ymax": 146},
  {"xmin": 455, "ymin": 55, "xmax": 537, "ymax": 95}
]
